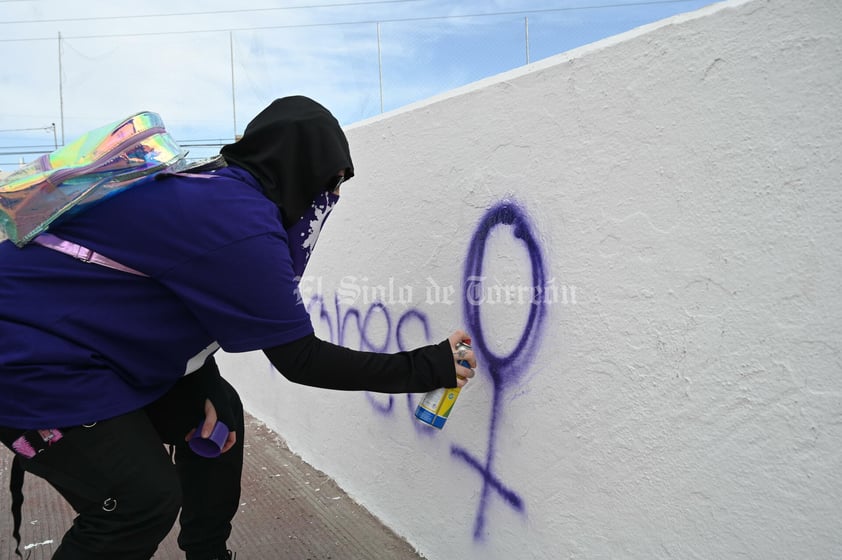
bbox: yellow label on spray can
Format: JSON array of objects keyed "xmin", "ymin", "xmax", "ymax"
[{"xmin": 415, "ymin": 340, "xmax": 470, "ymax": 429}]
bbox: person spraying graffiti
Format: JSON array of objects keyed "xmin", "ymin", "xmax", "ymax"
[{"xmin": 0, "ymin": 96, "xmax": 477, "ymax": 560}]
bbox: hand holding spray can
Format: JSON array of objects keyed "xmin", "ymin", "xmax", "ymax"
[{"xmin": 415, "ymin": 338, "xmax": 472, "ymax": 429}]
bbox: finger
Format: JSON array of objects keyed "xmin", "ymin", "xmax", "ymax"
[
  {"xmin": 202, "ymin": 398, "xmax": 218, "ymax": 438},
  {"xmin": 448, "ymin": 329, "xmax": 470, "ymax": 350},
  {"xmin": 456, "ymin": 364, "xmax": 475, "ymax": 379},
  {"xmin": 455, "ymin": 349, "xmax": 477, "ymax": 369},
  {"xmin": 220, "ymin": 432, "xmax": 238, "ymax": 454},
  {"xmin": 455, "ymin": 367, "xmax": 475, "ymax": 387},
  {"xmin": 454, "ymin": 346, "xmax": 477, "ymax": 368},
  {"xmin": 184, "ymin": 428, "xmax": 197, "ymax": 442}
]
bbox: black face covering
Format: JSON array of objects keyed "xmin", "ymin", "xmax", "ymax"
[{"xmin": 220, "ymin": 96, "xmax": 354, "ymax": 228}]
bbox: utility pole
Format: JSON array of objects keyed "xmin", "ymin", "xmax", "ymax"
[
  {"xmin": 524, "ymin": 17, "xmax": 531, "ymax": 65},
  {"xmin": 57, "ymin": 32, "xmax": 65, "ymax": 145},
  {"xmin": 377, "ymin": 22, "xmax": 384, "ymax": 114},
  {"xmin": 230, "ymin": 31, "xmax": 237, "ymax": 140}
]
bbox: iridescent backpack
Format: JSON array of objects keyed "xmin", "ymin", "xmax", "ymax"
[{"xmin": 0, "ymin": 111, "xmax": 188, "ymax": 247}]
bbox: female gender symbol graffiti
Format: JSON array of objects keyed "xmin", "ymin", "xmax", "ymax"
[{"xmin": 451, "ymin": 199, "xmax": 547, "ymax": 540}]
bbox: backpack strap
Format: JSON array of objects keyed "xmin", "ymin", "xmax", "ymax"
[{"xmin": 31, "ymin": 233, "xmax": 149, "ymax": 277}]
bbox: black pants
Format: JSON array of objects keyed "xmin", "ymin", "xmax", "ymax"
[{"xmin": 0, "ymin": 360, "xmax": 244, "ymax": 560}]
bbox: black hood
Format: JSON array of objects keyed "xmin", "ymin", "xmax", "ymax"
[{"xmin": 220, "ymin": 96, "xmax": 354, "ymax": 228}]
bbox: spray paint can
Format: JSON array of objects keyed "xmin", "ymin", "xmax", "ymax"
[{"xmin": 415, "ymin": 339, "xmax": 471, "ymax": 429}]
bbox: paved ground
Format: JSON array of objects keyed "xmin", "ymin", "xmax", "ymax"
[{"xmin": 0, "ymin": 413, "xmax": 425, "ymax": 560}]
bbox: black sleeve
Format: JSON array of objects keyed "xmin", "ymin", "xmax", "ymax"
[{"xmin": 262, "ymin": 333, "xmax": 456, "ymax": 394}]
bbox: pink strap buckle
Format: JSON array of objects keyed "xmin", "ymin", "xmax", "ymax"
[{"xmin": 32, "ymin": 233, "xmax": 149, "ymax": 277}]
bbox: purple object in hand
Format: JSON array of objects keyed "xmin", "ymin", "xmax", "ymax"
[{"xmin": 189, "ymin": 421, "xmax": 229, "ymax": 458}]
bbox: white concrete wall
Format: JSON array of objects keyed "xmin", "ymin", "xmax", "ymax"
[{"xmin": 220, "ymin": 0, "xmax": 842, "ymax": 558}]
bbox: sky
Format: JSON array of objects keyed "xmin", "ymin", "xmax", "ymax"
[{"xmin": 0, "ymin": 0, "xmax": 718, "ymax": 168}]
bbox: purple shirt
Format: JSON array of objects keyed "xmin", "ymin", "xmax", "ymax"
[{"xmin": 0, "ymin": 166, "xmax": 313, "ymax": 429}]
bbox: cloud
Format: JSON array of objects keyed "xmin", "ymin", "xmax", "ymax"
[{"xmin": 0, "ymin": 0, "xmax": 716, "ymax": 166}]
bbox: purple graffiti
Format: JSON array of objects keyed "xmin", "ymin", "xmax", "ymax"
[
  {"xmin": 395, "ymin": 309, "xmax": 435, "ymax": 421},
  {"xmin": 305, "ymin": 293, "xmax": 433, "ymax": 418},
  {"xmin": 452, "ymin": 199, "xmax": 546, "ymax": 540},
  {"xmin": 302, "ymin": 199, "xmax": 547, "ymax": 541}
]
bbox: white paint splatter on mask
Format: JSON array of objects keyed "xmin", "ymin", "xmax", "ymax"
[{"xmin": 287, "ymin": 191, "xmax": 339, "ymax": 277}]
